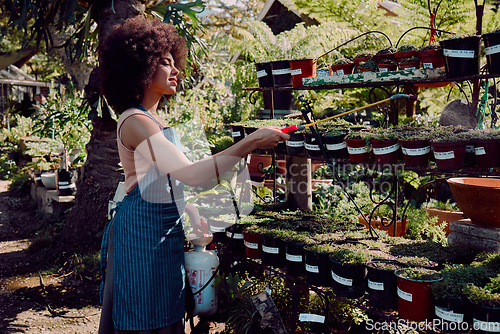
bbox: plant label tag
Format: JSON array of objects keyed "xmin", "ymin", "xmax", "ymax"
[
  {"xmin": 286, "ymin": 140, "xmax": 304, "ymax": 147},
  {"xmin": 368, "ymin": 280, "xmax": 384, "ymax": 291},
  {"xmin": 379, "ymin": 67, "xmax": 389, "ymax": 73},
  {"xmin": 475, "ymin": 147, "xmax": 486, "ymax": 155},
  {"xmin": 331, "ymin": 271, "xmax": 353, "ymax": 286},
  {"xmin": 244, "ymin": 241, "xmax": 259, "ymax": 249},
  {"xmin": 286, "ymin": 253, "xmax": 302, "ymax": 262},
  {"xmin": 272, "ymin": 68, "xmax": 291, "ymax": 75},
  {"xmin": 473, "ymin": 318, "xmax": 500, "ymax": 332},
  {"xmin": 404, "ymin": 66, "xmax": 416, "ymax": 70},
  {"xmin": 299, "ymin": 313, "xmax": 325, "ymax": 323},
  {"xmin": 232, "ymin": 131, "xmax": 241, "ymax": 137},
  {"xmin": 466, "ymin": 145, "xmax": 474, "ymax": 153},
  {"xmin": 226, "ymin": 231, "xmax": 243, "ymax": 239},
  {"xmin": 397, "ymin": 287, "xmax": 412, "ymax": 302},
  {"xmin": 402, "ymin": 146, "xmax": 430, "ymax": 156},
  {"xmin": 336, "ymin": 69, "xmax": 345, "ymax": 75},
  {"xmin": 306, "ymin": 264, "xmax": 319, "ymax": 273},
  {"xmin": 443, "ymin": 49, "xmax": 475, "ymax": 58},
  {"xmin": 317, "ymin": 69, "xmax": 329, "ymax": 77},
  {"xmin": 486, "ymin": 44, "xmax": 500, "ymax": 55},
  {"xmin": 373, "ymin": 143, "xmax": 400, "ymax": 155},
  {"xmin": 327, "ymin": 142, "xmax": 347, "ymax": 150},
  {"xmin": 348, "ymin": 146, "xmax": 370, "ymax": 154},
  {"xmin": 59, "ymin": 181, "xmax": 70, "ymax": 185},
  {"xmin": 434, "ymin": 150, "xmax": 455, "ymax": 160},
  {"xmin": 210, "ymin": 225, "xmax": 226, "ymax": 233},
  {"xmin": 423, "ymin": 62, "xmax": 434, "ymax": 69},
  {"xmin": 256, "ymin": 70, "xmax": 267, "ymax": 78},
  {"xmin": 291, "ymin": 69, "xmax": 302, "ymax": 75},
  {"xmin": 262, "ymin": 245, "xmax": 279, "ymax": 254},
  {"xmin": 305, "ymin": 143, "xmax": 320, "ymax": 151},
  {"xmin": 435, "ymin": 306, "xmax": 465, "ymax": 323}
]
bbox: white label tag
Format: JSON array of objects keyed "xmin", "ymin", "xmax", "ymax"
[
  {"xmin": 466, "ymin": 145, "xmax": 474, "ymax": 153},
  {"xmin": 336, "ymin": 69, "xmax": 345, "ymax": 75},
  {"xmin": 379, "ymin": 67, "xmax": 388, "ymax": 73},
  {"xmin": 402, "ymin": 146, "xmax": 430, "ymax": 156},
  {"xmin": 403, "ymin": 66, "xmax": 416, "ymax": 70},
  {"xmin": 226, "ymin": 231, "xmax": 243, "ymax": 239},
  {"xmin": 58, "ymin": 184, "xmax": 76, "ymax": 189},
  {"xmin": 331, "ymin": 271, "xmax": 353, "ymax": 286},
  {"xmin": 256, "ymin": 69, "xmax": 267, "ymax": 78},
  {"xmin": 486, "ymin": 44, "xmax": 500, "ymax": 55},
  {"xmin": 348, "ymin": 146, "xmax": 370, "ymax": 154},
  {"xmin": 473, "ymin": 319, "xmax": 500, "ymax": 332},
  {"xmin": 475, "ymin": 147, "xmax": 486, "ymax": 155},
  {"xmin": 373, "ymin": 143, "xmax": 400, "ymax": 155},
  {"xmin": 397, "ymin": 287, "xmax": 412, "ymax": 302},
  {"xmin": 423, "ymin": 62, "xmax": 434, "ymax": 69},
  {"xmin": 434, "ymin": 150, "xmax": 455, "ymax": 160},
  {"xmin": 305, "ymin": 143, "xmax": 320, "ymax": 151},
  {"xmin": 272, "ymin": 68, "xmax": 291, "ymax": 75},
  {"xmin": 368, "ymin": 280, "xmax": 384, "ymax": 291},
  {"xmin": 299, "ymin": 313, "xmax": 325, "ymax": 323},
  {"xmin": 232, "ymin": 131, "xmax": 241, "ymax": 137},
  {"xmin": 210, "ymin": 225, "xmax": 226, "ymax": 233},
  {"xmin": 443, "ymin": 49, "xmax": 476, "ymax": 58},
  {"xmin": 286, "ymin": 140, "xmax": 304, "ymax": 147},
  {"xmin": 326, "ymin": 142, "xmax": 347, "ymax": 150},
  {"xmin": 317, "ymin": 69, "xmax": 329, "ymax": 77},
  {"xmin": 34, "ymin": 177, "xmax": 41, "ymax": 181},
  {"xmin": 244, "ymin": 241, "xmax": 259, "ymax": 249},
  {"xmin": 435, "ymin": 306, "xmax": 465, "ymax": 323},
  {"xmin": 59, "ymin": 181, "xmax": 70, "ymax": 185},
  {"xmin": 305, "ymin": 264, "xmax": 319, "ymax": 273},
  {"xmin": 291, "ymin": 69, "xmax": 302, "ymax": 75},
  {"xmin": 262, "ymin": 245, "xmax": 279, "ymax": 254},
  {"xmin": 286, "ymin": 253, "xmax": 302, "ymax": 262}
]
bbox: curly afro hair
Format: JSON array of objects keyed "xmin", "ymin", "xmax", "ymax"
[{"xmin": 99, "ymin": 16, "xmax": 188, "ymax": 114}]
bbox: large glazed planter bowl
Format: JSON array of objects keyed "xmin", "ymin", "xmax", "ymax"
[{"xmin": 447, "ymin": 177, "xmax": 500, "ymax": 227}]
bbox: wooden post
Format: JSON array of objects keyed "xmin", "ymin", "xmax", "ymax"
[
  {"xmin": 285, "ymin": 155, "xmax": 312, "ymax": 211},
  {"xmin": 404, "ymin": 84, "xmax": 418, "ymax": 119}
]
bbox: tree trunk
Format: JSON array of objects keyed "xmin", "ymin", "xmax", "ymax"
[{"xmin": 57, "ymin": 0, "xmax": 146, "ymax": 252}]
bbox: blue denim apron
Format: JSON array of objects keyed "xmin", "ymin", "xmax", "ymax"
[{"xmin": 99, "ymin": 108, "xmax": 186, "ymax": 331}]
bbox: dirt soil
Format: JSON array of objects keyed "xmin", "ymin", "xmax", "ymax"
[{"xmin": 0, "ymin": 180, "xmax": 225, "ymax": 334}]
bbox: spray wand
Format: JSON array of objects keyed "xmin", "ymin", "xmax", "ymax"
[{"xmin": 280, "ymin": 94, "xmax": 417, "ymax": 134}]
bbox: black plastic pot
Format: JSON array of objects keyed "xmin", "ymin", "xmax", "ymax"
[
  {"xmin": 474, "ymin": 138, "xmax": 500, "ymax": 168},
  {"xmin": 483, "ymin": 31, "xmax": 500, "ymax": 75},
  {"xmin": 231, "ymin": 125, "xmax": 245, "ymax": 144},
  {"xmin": 255, "ymin": 62, "xmax": 273, "ymax": 87},
  {"xmin": 471, "ymin": 302, "xmax": 500, "ymax": 333},
  {"xmin": 434, "ymin": 297, "xmax": 471, "ymax": 332},
  {"xmin": 56, "ymin": 169, "xmax": 77, "ymax": 196},
  {"xmin": 330, "ymin": 259, "xmax": 367, "ymax": 299},
  {"xmin": 261, "ymin": 235, "xmax": 284, "ymax": 268},
  {"xmin": 304, "ymin": 249, "xmax": 331, "ymax": 286},
  {"xmin": 285, "ymin": 241, "xmax": 305, "ymax": 276},
  {"xmin": 366, "ymin": 260, "xmax": 400, "ymax": 310},
  {"xmin": 225, "ymin": 225, "xmax": 245, "ymax": 253},
  {"xmin": 440, "ymin": 36, "xmax": 481, "ymax": 78},
  {"xmin": 32, "ymin": 170, "xmax": 44, "ymax": 187},
  {"xmin": 262, "ymin": 90, "xmax": 294, "ymax": 113},
  {"xmin": 304, "ymin": 132, "xmax": 322, "ymax": 158},
  {"xmin": 286, "ymin": 132, "xmax": 305, "ymax": 155},
  {"xmin": 322, "ymin": 132, "xmax": 347, "ymax": 159},
  {"xmin": 270, "ymin": 60, "xmax": 292, "ymax": 87},
  {"xmin": 208, "ymin": 219, "xmax": 232, "ymax": 244}
]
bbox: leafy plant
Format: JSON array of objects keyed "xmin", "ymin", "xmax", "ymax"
[
  {"xmin": 396, "ymin": 267, "xmax": 442, "ymax": 281},
  {"xmin": 464, "ymin": 274, "xmax": 500, "ymax": 307},
  {"xmin": 329, "ymin": 242, "xmax": 372, "ymax": 264}
]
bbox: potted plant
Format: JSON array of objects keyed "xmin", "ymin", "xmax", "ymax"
[
  {"xmin": 357, "ymin": 60, "xmax": 379, "ymax": 73},
  {"xmin": 395, "ymin": 267, "xmax": 443, "ymax": 322},
  {"xmin": 440, "ymin": 34, "xmax": 481, "ymax": 78},
  {"xmin": 364, "ymin": 127, "xmax": 400, "ymax": 165},
  {"xmin": 321, "ymin": 128, "xmax": 348, "ymax": 159},
  {"xmin": 345, "ymin": 130, "xmax": 371, "ymax": 163},
  {"xmin": 472, "ymin": 128, "xmax": 500, "ymax": 168},
  {"xmin": 259, "ymin": 227, "xmax": 286, "ymax": 268},
  {"xmin": 431, "ymin": 126, "xmax": 472, "ymax": 170},
  {"xmin": 329, "ymin": 242, "xmax": 372, "ymax": 299},
  {"xmin": 352, "ymin": 52, "xmax": 373, "ymax": 67},
  {"xmin": 373, "ymin": 46, "xmax": 396, "ymax": 71},
  {"xmin": 483, "ymin": 28, "xmax": 500, "ymax": 75},
  {"xmin": 286, "ymin": 131, "xmax": 306, "ymax": 155},
  {"xmin": 395, "ymin": 126, "xmax": 433, "ymax": 167},
  {"xmin": 424, "ymin": 199, "xmax": 464, "ymax": 236},
  {"xmin": 366, "ymin": 258, "xmax": 405, "ymax": 310},
  {"xmin": 394, "ymin": 44, "xmax": 418, "ymax": 64},
  {"xmin": 398, "ymin": 56, "xmax": 421, "ymax": 70},
  {"xmin": 284, "ymin": 231, "xmax": 315, "ymax": 276},
  {"xmin": 332, "ymin": 57, "xmax": 355, "ymax": 76},
  {"xmin": 464, "ymin": 274, "xmax": 500, "ymax": 333},
  {"xmin": 303, "ymin": 242, "xmax": 335, "ymax": 286},
  {"xmin": 418, "ymin": 43, "xmax": 444, "ymax": 69}
]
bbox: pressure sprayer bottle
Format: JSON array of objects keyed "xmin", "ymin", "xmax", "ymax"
[{"xmin": 184, "ymin": 234, "xmax": 219, "ymax": 315}]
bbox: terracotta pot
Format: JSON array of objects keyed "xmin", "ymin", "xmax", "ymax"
[
  {"xmin": 473, "ymin": 138, "xmax": 500, "ymax": 168},
  {"xmin": 247, "ymin": 154, "xmax": 272, "ymax": 182},
  {"xmin": 425, "ymin": 207, "xmax": 464, "ymax": 236},
  {"xmin": 332, "ymin": 63, "xmax": 355, "ymax": 75},
  {"xmin": 358, "ymin": 214, "xmax": 408, "ymax": 237},
  {"xmin": 431, "ymin": 141, "xmax": 466, "ymax": 170},
  {"xmin": 371, "ymin": 139, "xmax": 400, "ymax": 165},
  {"xmin": 289, "ymin": 58, "xmax": 316, "ymax": 87},
  {"xmin": 400, "ymin": 139, "xmax": 431, "ymax": 167},
  {"xmin": 353, "ymin": 56, "xmax": 370, "ymax": 66},
  {"xmin": 377, "ymin": 63, "xmax": 398, "ymax": 72},
  {"xmin": 346, "ymin": 138, "xmax": 371, "ymax": 163},
  {"xmin": 395, "ymin": 269, "xmax": 443, "ymax": 322},
  {"xmin": 447, "ymin": 177, "xmax": 500, "ymax": 227},
  {"xmin": 418, "ymin": 48, "xmax": 445, "ymax": 69},
  {"xmin": 398, "ymin": 60, "xmax": 421, "ymax": 70},
  {"xmin": 394, "ymin": 50, "xmax": 418, "ymax": 63}
]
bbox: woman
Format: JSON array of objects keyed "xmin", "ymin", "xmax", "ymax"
[{"xmin": 98, "ymin": 16, "xmax": 289, "ymax": 333}]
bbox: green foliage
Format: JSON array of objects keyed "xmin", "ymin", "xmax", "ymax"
[
  {"xmin": 396, "ymin": 267, "xmax": 442, "ymax": 281},
  {"xmin": 330, "ymin": 242, "xmax": 372, "ymax": 264},
  {"xmin": 464, "ymin": 274, "xmax": 500, "ymax": 307},
  {"xmin": 405, "ymin": 205, "xmax": 446, "ymax": 243}
]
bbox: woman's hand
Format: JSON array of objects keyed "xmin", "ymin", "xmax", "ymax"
[
  {"xmin": 185, "ymin": 203, "xmax": 209, "ymax": 236},
  {"xmin": 246, "ymin": 126, "xmax": 290, "ymax": 150}
]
